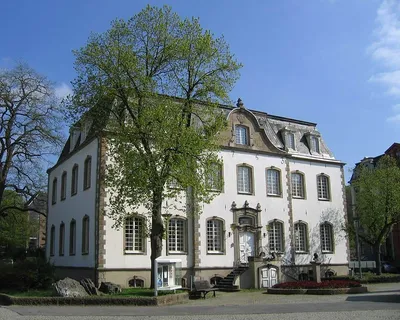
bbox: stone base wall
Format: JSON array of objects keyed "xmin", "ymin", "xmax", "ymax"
[{"xmin": 54, "ymin": 267, "xmax": 96, "ymax": 282}]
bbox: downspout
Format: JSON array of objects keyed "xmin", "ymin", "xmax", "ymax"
[{"xmin": 94, "ymin": 135, "xmax": 102, "ymax": 285}]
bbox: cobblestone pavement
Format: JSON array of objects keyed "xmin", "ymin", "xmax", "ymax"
[{"xmin": 0, "ymin": 282, "xmax": 398, "ymax": 320}]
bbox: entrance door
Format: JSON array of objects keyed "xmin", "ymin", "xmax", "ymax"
[
  {"xmin": 239, "ymin": 232, "xmax": 255, "ymax": 263},
  {"xmin": 260, "ymin": 267, "xmax": 278, "ymax": 288}
]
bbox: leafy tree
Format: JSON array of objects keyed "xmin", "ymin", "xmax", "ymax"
[
  {"xmin": 0, "ymin": 190, "xmax": 32, "ymax": 255},
  {"xmin": 351, "ymin": 155, "xmax": 400, "ymax": 274},
  {"xmin": 69, "ymin": 5, "xmax": 241, "ymax": 287},
  {"xmin": 0, "ymin": 63, "xmax": 64, "ymax": 218}
]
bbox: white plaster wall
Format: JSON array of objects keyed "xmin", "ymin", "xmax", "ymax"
[
  {"xmin": 46, "ymin": 139, "xmax": 98, "ymax": 268},
  {"xmin": 289, "ymin": 159, "xmax": 347, "ymax": 265}
]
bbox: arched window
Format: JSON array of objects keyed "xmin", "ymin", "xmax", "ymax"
[
  {"xmin": 168, "ymin": 218, "xmax": 187, "ymax": 254},
  {"xmin": 61, "ymin": 172, "xmax": 67, "ymax": 200},
  {"xmin": 266, "ymin": 168, "xmax": 281, "ymax": 196},
  {"xmin": 50, "ymin": 225, "xmax": 55, "ymax": 256},
  {"xmin": 71, "ymin": 164, "xmax": 79, "ymax": 196},
  {"xmin": 320, "ymin": 222, "xmax": 334, "ymax": 253},
  {"xmin": 317, "ymin": 174, "xmax": 330, "ymax": 200},
  {"xmin": 268, "ymin": 220, "xmax": 284, "ymax": 252},
  {"xmin": 291, "ymin": 172, "xmax": 305, "ymax": 199},
  {"xmin": 82, "ymin": 215, "xmax": 89, "ymax": 254},
  {"xmin": 235, "ymin": 125, "xmax": 249, "ymax": 145},
  {"xmin": 237, "ymin": 165, "xmax": 253, "ymax": 194},
  {"xmin": 294, "ymin": 221, "xmax": 308, "ymax": 253},
  {"xmin": 124, "ymin": 216, "xmax": 145, "ymax": 253},
  {"xmin": 52, "ymin": 178, "xmax": 57, "ymax": 204},
  {"xmin": 207, "ymin": 218, "xmax": 224, "ymax": 253},
  {"xmin": 128, "ymin": 277, "xmax": 145, "ymax": 288},
  {"xmin": 69, "ymin": 219, "xmax": 76, "ymax": 255},
  {"xmin": 84, "ymin": 156, "xmax": 92, "ymax": 190},
  {"xmin": 59, "ymin": 222, "xmax": 65, "ymax": 256}
]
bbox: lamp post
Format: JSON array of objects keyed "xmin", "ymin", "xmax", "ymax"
[{"xmin": 353, "ymin": 217, "xmax": 362, "ymax": 279}]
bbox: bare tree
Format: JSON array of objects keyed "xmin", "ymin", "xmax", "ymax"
[{"xmin": 0, "ymin": 63, "xmax": 64, "ymax": 217}]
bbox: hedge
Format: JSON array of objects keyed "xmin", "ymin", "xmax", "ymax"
[
  {"xmin": 273, "ymin": 280, "xmax": 361, "ymax": 289},
  {"xmin": 0, "ymin": 292, "xmax": 188, "ymax": 306}
]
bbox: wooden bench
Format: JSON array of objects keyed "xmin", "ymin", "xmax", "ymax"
[{"xmin": 192, "ymin": 280, "xmax": 219, "ymax": 299}]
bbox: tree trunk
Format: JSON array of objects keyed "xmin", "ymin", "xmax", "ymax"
[
  {"xmin": 150, "ymin": 189, "xmax": 164, "ymax": 289},
  {"xmin": 374, "ymin": 243, "xmax": 382, "ymax": 275}
]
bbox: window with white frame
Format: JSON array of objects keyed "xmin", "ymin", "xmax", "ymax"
[
  {"xmin": 124, "ymin": 216, "xmax": 145, "ymax": 253},
  {"xmin": 69, "ymin": 219, "xmax": 76, "ymax": 255},
  {"xmin": 207, "ymin": 219, "xmax": 224, "ymax": 253},
  {"xmin": 206, "ymin": 163, "xmax": 222, "ymax": 191},
  {"xmin": 235, "ymin": 125, "xmax": 249, "ymax": 145},
  {"xmin": 266, "ymin": 168, "xmax": 281, "ymax": 196},
  {"xmin": 168, "ymin": 218, "xmax": 186, "ymax": 253},
  {"xmin": 83, "ymin": 156, "xmax": 91, "ymax": 190},
  {"xmin": 294, "ymin": 222, "xmax": 307, "ymax": 252},
  {"xmin": 268, "ymin": 220, "xmax": 283, "ymax": 252},
  {"xmin": 291, "ymin": 172, "xmax": 305, "ymax": 198},
  {"xmin": 317, "ymin": 174, "xmax": 330, "ymax": 200},
  {"xmin": 286, "ymin": 132, "xmax": 295, "ymax": 150},
  {"xmin": 61, "ymin": 172, "xmax": 67, "ymax": 200},
  {"xmin": 237, "ymin": 165, "xmax": 252, "ymax": 194},
  {"xmin": 59, "ymin": 222, "xmax": 65, "ymax": 256},
  {"xmin": 50, "ymin": 225, "xmax": 55, "ymax": 256},
  {"xmin": 320, "ymin": 222, "xmax": 333, "ymax": 252},
  {"xmin": 310, "ymin": 136, "xmax": 320, "ymax": 153},
  {"xmin": 71, "ymin": 164, "xmax": 78, "ymax": 196},
  {"xmin": 82, "ymin": 216, "xmax": 89, "ymax": 254},
  {"xmin": 52, "ymin": 178, "xmax": 57, "ymax": 204}
]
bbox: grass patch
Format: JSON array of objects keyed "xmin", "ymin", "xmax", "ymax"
[{"xmin": 1, "ymin": 289, "xmax": 54, "ymax": 297}]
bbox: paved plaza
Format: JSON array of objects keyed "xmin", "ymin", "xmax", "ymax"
[{"xmin": 0, "ymin": 283, "xmax": 399, "ymax": 320}]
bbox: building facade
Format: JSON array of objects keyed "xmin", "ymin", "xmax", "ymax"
[{"xmin": 46, "ymin": 100, "xmax": 349, "ymax": 288}]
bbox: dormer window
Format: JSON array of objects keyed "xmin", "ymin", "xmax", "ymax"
[
  {"xmin": 235, "ymin": 125, "xmax": 249, "ymax": 145},
  {"xmin": 310, "ymin": 136, "xmax": 320, "ymax": 153},
  {"xmin": 286, "ymin": 132, "xmax": 295, "ymax": 150}
]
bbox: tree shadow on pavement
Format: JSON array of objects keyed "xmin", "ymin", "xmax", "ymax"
[{"xmin": 346, "ymin": 294, "xmax": 400, "ymax": 303}]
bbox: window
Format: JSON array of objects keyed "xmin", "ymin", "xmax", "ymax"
[
  {"xmin": 291, "ymin": 172, "xmax": 305, "ymax": 198},
  {"xmin": 286, "ymin": 132, "xmax": 295, "ymax": 150},
  {"xmin": 268, "ymin": 220, "xmax": 284, "ymax": 252},
  {"xmin": 82, "ymin": 216, "xmax": 89, "ymax": 254},
  {"xmin": 206, "ymin": 163, "xmax": 223, "ymax": 191},
  {"xmin": 317, "ymin": 174, "xmax": 330, "ymax": 200},
  {"xmin": 168, "ymin": 218, "xmax": 187, "ymax": 253},
  {"xmin": 71, "ymin": 164, "xmax": 78, "ymax": 196},
  {"xmin": 84, "ymin": 156, "xmax": 91, "ymax": 190},
  {"xmin": 320, "ymin": 222, "xmax": 334, "ymax": 253},
  {"xmin": 237, "ymin": 165, "xmax": 252, "ymax": 194},
  {"xmin": 69, "ymin": 219, "xmax": 76, "ymax": 255},
  {"xmin": 124, "ymin": 216, "xmax": 145, "ymax": 253},
  {"xmin": 310, "ymin": 136, "xmax": 320, "ymax": 153},
  {"xmin": 266, "ymin": 169, "xmax": 281, "ymax": 196},
  {"xmin": 52, "ymin": 178, "xmax": 57, "ymax": 204},
  {"xmin": 59, "ymin": 223, "xmax": 65, "ymax": 256},
  {"xmin": 50, "ymin": 225, "xmax": 55, "ymax": 256},
  {"xmin": 60, "ymin": 172, "xmax": 67, "ymax": 200},
  {"xmin": 235, "ymin": 125, "xmax": 249, "ymax": 145},
  {"xmin": 294, "ymin": 222, "xmax": 307, "ymax": 252},
  {"xmin": 168, "ymin": 178, "xmax": 181, "ymax": 189},
  {"xmin": 207, "ymin": 219, "xmax": 224, "ymax": 253}
]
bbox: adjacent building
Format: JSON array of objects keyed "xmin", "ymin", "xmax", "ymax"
[{"xmin": 46, "ymin": 99, "xmax": 349, "ymax": 288}]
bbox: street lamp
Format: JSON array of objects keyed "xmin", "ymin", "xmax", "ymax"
[{"xmin": 353, "ymin": 217, "xmax": 362, "ymax": 279}]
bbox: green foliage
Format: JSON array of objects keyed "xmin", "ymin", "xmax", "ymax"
[
  {"xmin": 0, "ymin": 257, "xmax": 55, "ymax": 291},
  {"xmin": 0, "ymin": 191, "xmax": 33, "ymax": 252},
  {"xmin": 352, "ymin": 155, "xmax": 400, "ymax": 246}
]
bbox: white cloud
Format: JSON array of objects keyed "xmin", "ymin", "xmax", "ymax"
[
  {"xmin": 55, "ymin": 82, "xmax": 73, "ymax": 99},
  {"xmin": 387, "ymin": 113, "xmax": 400, "ymax": 122},
  {"xmin": 369, "ymin": 0, "xmax": 400, "ymax": 95}
]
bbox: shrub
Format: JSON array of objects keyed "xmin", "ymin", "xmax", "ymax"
[
  {"xmin": 0, "ymin": 257, "xmax": 55, "ymax": 291},
  {"xmin": 273, "ymin": 280, "xmax": 361, "ymax": 289}
]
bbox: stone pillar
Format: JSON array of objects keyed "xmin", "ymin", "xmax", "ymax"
[{"xmin": 310, "ymin": 261, "xmax": 321, "ymax": 283}]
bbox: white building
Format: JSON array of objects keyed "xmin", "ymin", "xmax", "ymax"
[{"xmin": 46, "ymin": 99, "xmax": 349, "ymax": 289}]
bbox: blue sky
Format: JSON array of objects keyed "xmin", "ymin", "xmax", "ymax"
[{"xmin": 1, "ymin": 0, "xmax": 399, "ymax": 181}]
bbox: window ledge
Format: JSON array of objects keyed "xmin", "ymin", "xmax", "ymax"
[
  {"xmin": 292, "ymin": 196, "xmax": 306, "ymax": 200},
  {"xmin": 321, "ymin": 251, "xmax": 334, "ymax": 254},
  {"xmin": 61, "ymin": 198, "xmax": 66, "ymax": 201},
  {"xmin": 267, "ymin": 193, "xmax": 282, "ymax": 198},
  {"xmin": 238, "ymin": 192, "xmax": 254, "ymax": 196},
  {"xmin": 124, "ymin": 251, "xmax": 146, "ymax": 255},
  {"xmin": 206, "ymin": 252, "xmax": 225, "ymax": 255},
  {"xmin": 318, "ymin": 198, "xmax": 331, "ymax": 202},
  {"xmin": 82, "ymin": 252, "xmax": 89, "ymax": 255},
  {"xmin": 168, "ymin": 252, "xmax": 188, "ymax": 255},
  {"xmin": 71, "ymin": 192, "xmax": 77, "ymax": 197},
  {"xmin": 69, "ymin": 253, "xmax": 76, "ymax": 256},
  {"xmin": 83, "ymin": 186, "xmax": 91, "ymax": 191},
  {"xmin": 295, "ymin": 251, "xmax": 309, "ymax": 255}
]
